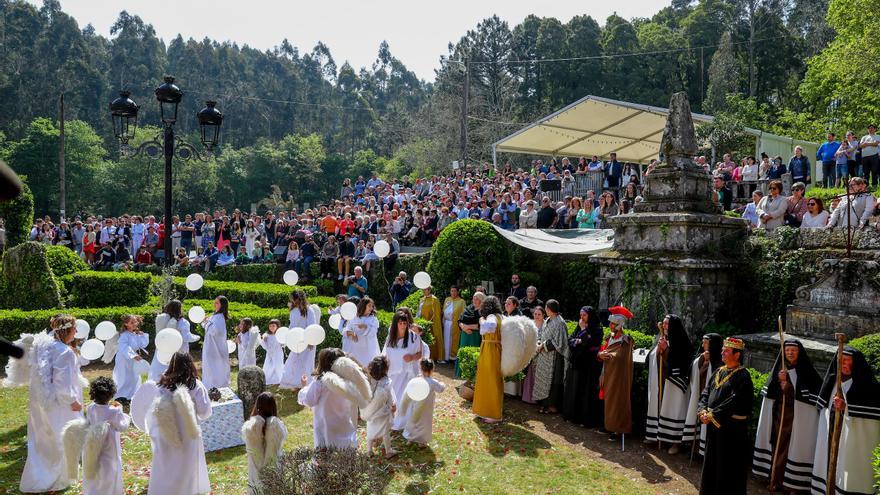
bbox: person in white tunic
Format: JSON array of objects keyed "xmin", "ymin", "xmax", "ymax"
[
  {"xmin": 242, "ymin": 392, "xmax": 287, "ymax": 495},
  {"xmin": 297, "ymin": 348, "xmax": 371, "ymax": 449},
  {"xmin": 346, "ymin": 297, "xmax": 381, "ymax": 367},
  {"xmin": 682, "ymin": 333, "xmax": 722, "ymax": 455},
  {"xmin": 329, "ymin": 295, "xmax": 354, "ymax": 356},
  {"xmin": 383, "ymin": 311, "xmax": 424, "ymax": 430},
  {"xmin": 149, "ymin": 300, "xmax": 198, "ymax": 382},
  {"xmin": 401, "ymin": 359, "xmax": 446, "ymax": 445},
  {"xmin": 201, "ymin": 296, "xmax": 231, "ymax": 389},
  {"xmin": 644, "ymin": 314, "xmax": 693, "ymax": 454},
  {"xmin": 235, "ymin": 317, "xmax": 260, "ymax": 368},
  {"xmin": 112, "ymin": 314, "xmax": 149, "ymax": 400},
  {"xmin": 260, "ymin": 319, "xmax": 285, "ymax": 385},
  {"xmin": 146, "ymin": 352, "xmax": 213, "ymax": 495},
  {"xmin": 810, "ymin": 346, "xmax": 880, "ymax": 495},
  {"xmin": 61, "ymin": 376, "xmax": 131, "ymax": 495},
  {"xmin": 281, "ymin": 290, "xmax": 318, "ymax": 389},
  {"xmin": 362, "ymin": 355, "xmax": 397, "ymax": 458},
  {"xmin": 15, "ymin": 315, "xmax": 85, "ymax": 493}
]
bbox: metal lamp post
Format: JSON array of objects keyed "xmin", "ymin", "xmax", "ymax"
[{"xmin": 109, "ymin": 77, "xmax": 223, "ymax": 265}]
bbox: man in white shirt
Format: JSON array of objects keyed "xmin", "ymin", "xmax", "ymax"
[
  {"xmin": 756, "ymin": 180, "xmax": 789, "ymax": 230},
  {"xmin": 99, "ymin": 219, "xmax": 117, "ymax": 245},
  {"xmin": 860, "ymin": 124, "xmax": 879, "ymax": 187},
  {"xmin": 827, "ymin": 177, "xmax": 876, "ymax": 229}
]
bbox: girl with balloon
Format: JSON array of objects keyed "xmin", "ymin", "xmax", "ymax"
[
  {"xmin": 281, "ymin": 290, "xmax": 319, "ymax": 390},
  {"xmin": 149, "ymin": 300, "xmax": 196, "ymax": 382},
  {"xmin": 112, "ymin": 314, "xmax": 148, "ymax": 403},
  {"xmin": 346, "ymin": 297, "xmax": 381, "ymax": 368},
  {"xmin": 400, "ymin": 358, "xmax": 446, "ymax": 445},
  {"xmin": 260, "ymin": 319, "xmax": 285, "ymax": 385},
  {"xmin": 201, "ymin": 296, "xmax": 231, "ymax": 389},
  {"xmin": 383, "ymin": 310, "xmax": 425, "ymax": 431},
  {"xmin": 234, "ymin": 318, "xmax": 259, "ymax": 369}
]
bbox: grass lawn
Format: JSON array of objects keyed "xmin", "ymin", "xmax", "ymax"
[{"xmin": 0, "ymin": 362, "xmax": 680, "ymax": 495}]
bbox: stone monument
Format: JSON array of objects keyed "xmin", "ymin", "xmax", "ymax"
[
  {"xmin": 591, "ymin": 92, "xmax": 749, "ymax": 338},
  {"xmin": 237, "ymin": 365, "xmax": 266, "ymax": 420}
]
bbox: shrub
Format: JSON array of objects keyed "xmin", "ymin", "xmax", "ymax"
[
  {"xmin": 256, "ymin": 447, "xmax": 390, "ymax": 495},
  {"xmin": 399, "ymin": 289, "xmax": 423, "ymax": 312},
  {"xmin": 173, "ymin": 278, "xmax": 317, "ymax": 308},
  {"xmin": 426, "ymin": 220, "xmax": 511, "ymax": 295},
  {"xmin": 457, "ymin": 346, "xmax": 480, "ymax": 384},
  {"xmin": 601, "ymin": 327, "xmax": 654, "ymax": 349},
  {"xmin": 0, "ymin": 241, "xmax": 63, "ymax": 310},
  {"xmin": 748, "ymin": 367, "xmax": 769, "ymax": 436},
  {"xmin": 0, "ymin": 178, "xmax": 34, "ymax": 248},
  {"xmin": 850, "ymin": 333, "xmax": 880, "ymax": 381},
  {"xmin": 45, "ymin": 245, "xmax": 88, "ymax": 278},
  {"xmin": 62, "ymin": 271, "xmax": 152, "ymax": 307}
]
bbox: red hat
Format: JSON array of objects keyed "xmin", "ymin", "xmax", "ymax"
[{"xmin": 608, "ymin": 306, "xmax": 634, "ymax": 319}]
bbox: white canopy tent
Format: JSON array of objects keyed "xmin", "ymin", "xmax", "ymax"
[{"xmin": 492, "ymin": 95, "xmax": 818, "ymax": 172}]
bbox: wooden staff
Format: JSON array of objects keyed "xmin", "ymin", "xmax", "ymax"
[
  {"xmin": 770, "ymin": 316, "xmax": 787, "ymax": 486},
  {"xmin": 657, "ymin": 321, "xmax": 665, "ymax": 450},
  {"xmin": 827, "ymin": 332, "xmax": 847, "ymax": 495}
]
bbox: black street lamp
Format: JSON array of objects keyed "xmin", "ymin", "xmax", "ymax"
[{"xmin": 109, "ymin": 76, "xmax": 223, "ymax": 265}]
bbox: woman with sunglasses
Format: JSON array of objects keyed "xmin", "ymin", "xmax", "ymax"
[{"xmin": 800, "ymin": 197, "xmax": 829, "ymax": 228}]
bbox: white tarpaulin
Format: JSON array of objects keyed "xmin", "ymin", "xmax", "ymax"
[{"xmin": 492, "ymin": 225, "xmax": 614, "ymax": 255}]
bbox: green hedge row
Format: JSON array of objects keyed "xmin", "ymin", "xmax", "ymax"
[
  {"xmin": 45, "ymin": 245, "xmax": 88, "ymax": 278},
  {"xmin": 173, "ymin": 277, "xmax": 318, "ymax": 307},
  {"xmin": 61, "ymin": 271, "xmax": 153, "ymax": 307}
]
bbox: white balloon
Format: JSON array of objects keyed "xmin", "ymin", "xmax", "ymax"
[
  {"xmin": 156, "ymin": 349, "xmax": 175, "ymax": 365},
  {"xmin": 80, "ymin": 338, "xmax": 105, "ymax": 361},
  {"xmin": 340, "ymin": 302, "xmax": 358, "ymax": 321},
  {"xmin": 275, "ymin": 326, "xmax": 291, "ymax": 345},
  {"xmin": 283, "ymin": 270, "xmax": 299, "ymax": 286},
  {"xmin": 95, "ymin": 321, "xmax": 116, "ymax": 341},
  {"xmin": 304, "ymin": 324, "xmax": 325, "ymax": 346},
  {"xmin": 155, "ymin": 328, "xmax": 183, "ymax": 354},
  {"xmin": 406, "ymin": 377, "xmax": 431, "ymax": 401},
  {"xmin": 185, "ymin": 273, "xmax": 204, "ymax": 291},
  {"xmin": 188, "ymin": 306, "xmax": 206, "ymax": 324},
  {"xmin": 413, "ymin": 271, "xmax": 432, "ymax": 290},
  {"xmin": 227, "ymin": 340, "xmax": 237, "ymax": 354},
  {"xmin": 130, "ymin": 381, "xmax": 159, "ymax": 431},
  {"xmin": 75, "ymin": 319, "xmax": 91, "ymax": 339},
  {"xmin": 287, "ymin": 327, "xmax": 306, "ymax": 353},
  {"xmin": 134, "ymin": 359, "xmax": 150, "ymax": 377},
  {"xmin": 328, "ymin": 313, "xmax": 342, "ymax": 330},
  {"xmin": 373, "ymin": 239, "xmax": 390, "ymax": 258}
]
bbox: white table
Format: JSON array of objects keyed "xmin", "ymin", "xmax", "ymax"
[{"xmin": 200, "ymin": 387, "xmax": 245, "ymax": 452}]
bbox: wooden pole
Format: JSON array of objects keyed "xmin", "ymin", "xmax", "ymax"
[
  {"xmin": 827, "ymin": 332, "xmax": 847, "ymax": 495},
  {"xmin": 770, "ymin": 316, "xmax": 787, "ymax": 486},
  {"xmin": 459, "ymin": 58, "xmax": 470, "ymax": 169}
]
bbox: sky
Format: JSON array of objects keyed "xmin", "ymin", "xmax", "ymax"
[{"xmin": 38, "ymin": 0, "xmax": 669, "ymax": 82}]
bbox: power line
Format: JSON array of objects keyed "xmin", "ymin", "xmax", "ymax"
[
  {"xmin": 188, "ymin": 89, "xmax": 372, "ymax": 112},
  {"xmin": 467, "ymin": 115, "xmax": 528, "ymax": 126}
]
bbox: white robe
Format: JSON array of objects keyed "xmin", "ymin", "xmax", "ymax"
[
  {"xmin": 297, "ymin": 377, "xmax": 359, "ymax": 449},
  {"xmin": 332, "ymin": 307, "xmax": 356, "ymax": 357},
  {"xmin": 113, "ymin": 331, "xmax": 149, "ymax": 399},
  {"xmin": 260, "ymin": 334, "xmax": 285, "ymax": 385},
  {"xmin": 346, "ymin": 315, "xmax": 381, "ymax": 367},
  {"xmin": 20, "ymin": 338, "xmax": 84, "ymax": 493},
  {"xmin": 682, "ymin": 356, "xmax": 712, "ymax": 444},
  {"xmin": 146, "ymin": 380, "xmax": 212, "ymax": 495},
  {"xmin": 383, "ymin": 333, "xmax": 424, "ymax": 430},
  {"xmin": 149, "ymin": 318, "xmax": 196, "ymax": 382},
  {"xmin": 442, "ymin": 301, "xmax": 455, "ymax": 360},
  {"xmin": 237, "ymin": 329, "xmax": 260, "ymax": 369},
  {"xmin": 361, "ymin": 376, "xmax": 395, "ymax": 442},
  {"xmin": 241, "ymin": 416, "xmax": 287, "ymax": 495},
  {"xmin": 810, "ymin": 379, "xmax": 880, "ymax": 495},
  {"xmin": 281, "ymin": 309, "xmax": 318, "ymax": 389},
  {"xmin": 201, "ymin": 314, "xmax": 230, "ymax": 389},
  {"xmin": 83, "ymin": 403, "xmax": 131, "ymax": 495},
  {"xmin": 402, "ymin": 376, "xmax": 446, "ymax": 444}
]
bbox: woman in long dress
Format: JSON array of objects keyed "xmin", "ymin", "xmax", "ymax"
[
  {"xmin": 455, "ymin": 292, "xmax": 485, "ymax": 378},
  {"xmin": 146, "ymin": 352, "xmax": 212, "ymax": 495},
  {"xmin": 521, "ymin": 306, "xmax": 546, "ymax": 404},
  {"xmin": 645, "ymin": 314, "xmax": 694, "ymax": 454},
  {"xmin": 281, "ymin": 290, "xmax": 319, "ymax": 389},
  {"xmin": 442, "ymin": 286, "xmax": 466, "ymax": 363},
  {"xmin": 533, "ymin": 300, "xmax": 568, "ymax": 414},
  {"xmin": 201, "ymin": 296, "xmax": 231, "ymax": 389},
  {"xmin": 346, "ymin": 297, "xmax": 381, "ymax": 367},
  {"xmin": 19, "ymin": 315, "xmax": 85, "ymax": 493},
  {"xmin": 562, "ymin": 306, "xmax": 604, "ymax": 426},
  {"xmin": 472, "ymin": 296, "xmax": 504, "ymax": 423},
  {"xmin": 383, "ymin": 310, "xmax": 424, "ymax": 430}
]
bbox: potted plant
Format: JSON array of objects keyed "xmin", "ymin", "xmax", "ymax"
[{"xmin": 456, "ymin": 347, "xmax": 479, "ymax": 400}]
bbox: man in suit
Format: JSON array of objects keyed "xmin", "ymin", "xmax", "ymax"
[
  {"xmin": 605, "ymin": 153, "xmax": 623, "ymax": 193},
  {"xmin": 756, "ymin": 180, "xmax": 789, "ymax": 230}
]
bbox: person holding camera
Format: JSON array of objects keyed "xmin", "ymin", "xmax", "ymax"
[
  {"xmin": 389, "ymin": 271, "xmax": 413, "ymax": 307},
  {"xmin": 344, "ymin": 265, "xmax": 368, "ymax": 298}
]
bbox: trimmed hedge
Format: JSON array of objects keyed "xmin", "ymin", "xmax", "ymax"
[
  {"xmin": 1, "ymin": 242, "xmax": 63, "ymax": 310},
  {"xmin": 45, "ymin": 245, "xmax": 88, "ymax": 278},
  {"xmin": 62, "ymin": 271, "xmax": 152, "ymax": 307},
  {"xmin": 173, "ymin": 278, "xmax": 318, "ymax": 307},
  {"xmin": 0, "ymin": 179, "xmax": 34, "ymax": 248},
  {"xmin": 427, "ymin": 220, "xmax": 512, "ymax": 296},
  {"xmin": 850, "ymin": 333, "xmax": 880, "ymax": 381}
]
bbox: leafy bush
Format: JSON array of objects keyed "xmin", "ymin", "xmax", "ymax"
[
  {"xmin": 850, "ymin": 333, "xmax": 880, "ymax": 381},
  {"xmin": 457, "ymin": 346, "xmax": 480, "ymax": 384},
  {"xmin": 173, "ymin": 278, "xmax": 318, "ymax": 308},
  {"xmin": 0, "ymin": 241, "xmax": 63, "ymax": 310},
  {"xmin": 399, "ymin": 289, "xmax": 423, "ymax": 312},
  {"xmin": 62, "ymin": 271, "xmax": 152, "ymax": 307},
  {"xmin": 873, "ymin": 443, "xmax": 880, "ymax": 494},
  {"xmin": 702, "ymin": 321, "xmax": 743, "ymax": 339},
  {"xmin": 45, "ymin": 245, "xmax": 88, "ymax": 278},
  {"xmin": 0, "ymin": 178, "xmax": 34, "ymax": 248},
  {"xmin": 426, "ymin": 220, "xmax": 511, "ymax": 295},
  {"xmin": 256, "ymin": 447, "xmax": 390, "ymax": 495},
  {"xmin": 748, "ymin": 367, "xmax": 769, "ymax": 436},
  {"xmin": 805, "ymin": 186, "xmax": 846, "ymax": 206},
  {"xmin": 601, "ymin": 327, "xmax": 654, "ymax": 349}
]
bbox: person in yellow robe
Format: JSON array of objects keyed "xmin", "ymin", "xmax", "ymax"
[
  {"xmin": 472, "ymin": 295, "xmax": 504, "ymax": 423},
  {"xmin": 442, "ymin": 286, "xmax": 466, "ymax": 363},
  {"xmin": 417, "ymin": 286, "xmax": 443, "ymax": 361}
]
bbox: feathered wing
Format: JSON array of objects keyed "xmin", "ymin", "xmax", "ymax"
[
  {"xmin": 2, "ymin": 333, "xmax": 36, "ymax": 387},
  {"xmin": 155, "ymin": 313, "xmax": 171, "ymax": 333},
  {"xmin": 62, "ymin": 417, "xmax": 88, "ymax": 480},
  {"xmin": 500, "ymin": 316, "xmax": 538, "ymax": 377},
  {"xmin": 361, "ymin": 384, "xmax": 391, "ymax": 421},
  {"xmin": 263, "ymin": 417, "xmax": 285, "ymax": 466},
  {"xmin": 150, "ymin": 394, "xmax": 182, "ymax": 449},
  {"xmin": 246, "ymin": 328, "xmax": 261, "ymax": 353},
  {"xmin": 309, "ymin": 304, "xmax": 322, "ymax": 325},
  {"xmin": 173, "ymin": 385, "xmax": 200, "ymax": 441},
  {"xmin": 101, "ymin": 333, "xmax": 120, "ymax": 364},
  {"xmin": 82, "ymin": 422, "xmax": 109, "ymax": 480},
  {"xmin": 31, "ymin": 332, "xmax": 61, "ymax": 405},
  {"xmin": 241, "ymin": 416, "xmax": 267, "ymax": 469},
  {"xmin": 330, "ymin": 356, "xmax": 371, "ymax": 408}
]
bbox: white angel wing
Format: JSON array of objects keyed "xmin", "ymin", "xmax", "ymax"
[
  {"xmin": 500, "ymin": 316, "xmax": 538, "ymax": 377},
  {"xmin": 2, "ymin": 333, "xmax": 37, "ymax": 387},
  {"xmin": 308, "ymin": 304, "xmax": 322, "ymax": 325},
  {"xmin": 101, "ymin": 333, "xmax": 120, "ymax": 364}
]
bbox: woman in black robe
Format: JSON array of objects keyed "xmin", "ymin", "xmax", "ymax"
[{"xmin": 562, "ymin": 306, "xmax": 604, "ymax": 427}]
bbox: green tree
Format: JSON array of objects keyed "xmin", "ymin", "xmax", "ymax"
[{"xmin": 703, "ymin": 32, "xmax": 743, "ymax": 113}]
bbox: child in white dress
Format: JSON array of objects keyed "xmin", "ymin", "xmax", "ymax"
[
  {"xmin": 383, "ymin": 310, "xmax": 424, "ymax": 430},
  {"xmin": 281, "ymin": 290, "xmax": 318, "ymax": 390},
  {"xmin": 241, "ymin": 392, "xmax": 287, "ymax": 495},
  {"xmin": 235, "ymin": 317, "xmax": 259, "ymax": 368},
  {"xmin": 112, "ymin": 314, "xmax": 148, "ymax": 401},
  {"xmin": 347, "ymin": 297, "xmax": 381, "ymax": 367},
  {"xmin": 201, "ymin": 296, "xmax": 231, "ymax": 389},
  {"xmin": 401, "ymin": 359, "xmax": 446, "ymax": 445},
  {"xmin": 260, "ymin": 319, "xmax": 285, "ymax": 385},
  {"xmin": 149, "ymin": 300, "xmax": 197, "ymax": 382},
  {"xmin": 361, "ymin": 356, "xmax": 397, "ymax": 458},
  {"xmin": 62, "ymin": 376, "xmax": 131, "ymax": 495}
]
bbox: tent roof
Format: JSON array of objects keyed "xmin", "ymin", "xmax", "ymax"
[{"xmin": 492, "ymin": 95, "xmax": 815, "ymax": 164}]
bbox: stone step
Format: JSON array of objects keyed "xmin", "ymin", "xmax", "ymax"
[{"xmin": 738, "ymin": 332, "xmax": 838, "ymax": 374}]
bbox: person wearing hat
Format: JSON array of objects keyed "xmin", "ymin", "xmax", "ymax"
[
  {"xmin": 752, "ymin": 338, "xmax": 821, "ymax": 493},
  {"xmin": 697, "ymin": 337, "xmax": 754, "ymax": 495},
  {"xmin": 810, "ymin": 345, "xmax": 879, "ymax": 495},
  {"xmin": 598, "ymin": 306, "xmax": 634, "ymax": 440}
]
